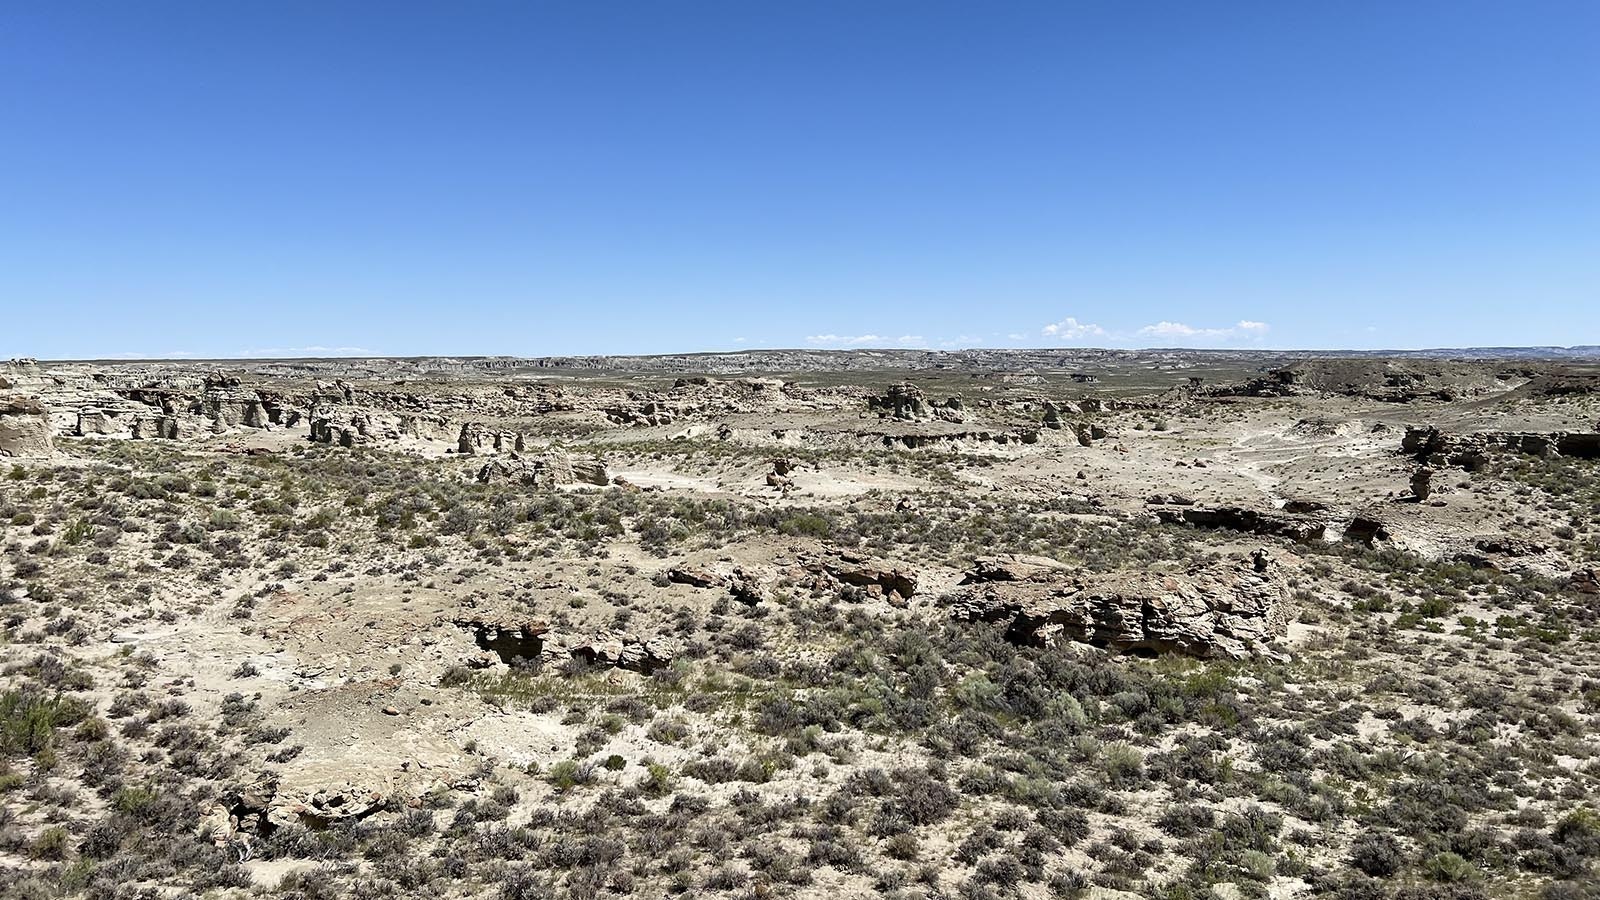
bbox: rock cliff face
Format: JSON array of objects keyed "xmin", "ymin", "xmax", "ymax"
[
  {"xmin": 946, "ymin": 550, "xmax": 1290, "ymax": 659},
  {"xmin": 0, "ymin": 395, "xmax": 53, "ymax": 457},
  {"xmin": 1403, "ymin": 426, "xmax": 1600, "ymax": 468}
]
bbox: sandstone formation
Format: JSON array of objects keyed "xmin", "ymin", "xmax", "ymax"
[
  {"xmin": 458, "ymin": 422, "xmax": 525, "ymax": 455},
  {"xmin": 867, "ymin": 383, "xmax": 965, "ymax": 423},
  {"xmin": 475, "ymin": 450, "xmax": 609, "ymax": 487},
  {"xmin": 1409, "ymin": 466, "xmax": 1434, "ymax": 501},
  {"xmin": 1153, "ymin": 504, "xmax": 1326, "ymax": 542},
  {"xmin": 454, "ymin": 615, "xmax": 549, "ymax": 666},
  {"xmin": 267, "ymin": 781, "xmax": 387, "ymax": 830},
  {"xmin": 879, "ymin": 428, "xmax": 1039, "ymax": 450},
  {"xmin": 606, "ymin": 396, "xmax": 681, "ymax": 426},
  {"xmin": 310, "ymin": 410, "xmax": 371, "ymax": 446},
  {"xmin": 946, "ymin": 550, "xmax": 1290, "ymax": 659},
  {"xmin": 800, "ymin": 550, "xmax": 918, "ymax": 605},
  {"xmin": 665, "ymin": 565, "xmax": 725, "ymax": 589},
  {"xmin": 0, "ymin": 395, "xmax": 53, "ymax": 457},
  {"xmin": 564, "ymin": 632, "xmax": 674, "ymax": 674},
  {"xmin": 1404, "ymin": 425, "xmax": 1600, "ymax": 468}
]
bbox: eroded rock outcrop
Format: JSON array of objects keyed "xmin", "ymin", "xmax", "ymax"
[
  {"xmin": 660, "ymin": 563, "xmax": 771, "ymax": 605},
  {"xmin": 947, "ymin": 550, "xmax": 1290, "ymax": 659},
  {"xmin": 1409, "ymin": 466, "xmax": 1434, "ymax": 501},
  {"xmin": 454, "ymin": 615, "xmax": 549, "ymax": 667},
  {"xmin": 1449, "ymin": 536, "xmax": 1552, "ymax": 571},
  {"xmin": 868, "ymin": 383, "xmax": 965, "ymax": 423},
  {"xmin": 0, "ymin": 396, "xmax": 53, "ymax": 457},
  {"xmin": 458, "ymin": 422, "xmax": 524, "ymax": 455},
  {"xmin": 665, "ymin": 565, "xmax": 725, "ymax": 589},
  {"xmin": 800, "ymin": 550, "xmax": 918, "ymax": 604},
  {"xmin": 310, "ymin": 411, "xmax": 371, "ymax": 447},
  {"xmin": 879, "ymin": 429, "xmax": 1039, "ymax": 450},
  {"xmin": 475, "ymin": 450, "xmax": 609, "ymax": 487},
  {"xmin": 267, "ymin": 781, "xmax": 386, "ymax": 830},
  {"xmin": 1154, "ymin": 505, "xmax": 1325, "ymax": 542},
  {"xmin": 605, "ymin": 396, "xmax": 682, "ymax": 427},
  {"xmin": 565, "ymin": 632, "xmax": 674, "ymax": 675},
  {"xmin": 1403, "ymin": 426, "xmax": 1600, "ymax": 468},
  {"xmin": 1342, "ymin": 514, "xmax": 1390, "ymax": 547}
]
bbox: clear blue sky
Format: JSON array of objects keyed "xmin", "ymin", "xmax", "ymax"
[{"xmin": 4, "ymin": 2, "xmax": 1597, "ymax": 358}]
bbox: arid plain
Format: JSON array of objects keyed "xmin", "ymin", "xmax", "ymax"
[{"xmin": 3, "ymin": 350, "xmax": 1599, "ymax": 900}]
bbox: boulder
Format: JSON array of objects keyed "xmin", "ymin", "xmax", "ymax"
[
  {"xmin": 1570, "ymin": 568, "xmax": 1600, "ymax": 595},
  {"xmin": 201, "ymin": 783, "xmax": 278, "ymax": 848},
  {"xmin": 1281, "ymin": 499, "xmax": 1329, "ymax": 515},
  {"xmin": 75, "ymin": 408, "xmax": 108, "ymax": 436},
  {"xmin": 1041, "ymin": 402, "xmax": 1067, "ymax": 429},
  {"xmin": 1147, "ymin": 494, "xmax": 1196, "ymax": 507},
  {"xmin": 946, "ymin": 550, "xmax": 1290, "ymax": 659},
  {"xmin": 1070, "ymin": 421, "xmax": 1107, "ymax": 447},
  {"xmin": 568, "ymin": 455, "xmax": 610, "ymax": 486},
  {"xmin": 665, "ymin": 565, "xmax": 725, "ymax": 589},
  {"xmin": 1342, "ymin": 515, "xmax": 1390, "ymax": 546},
  {"xmin": 728, "ymin": 568, "xmax": 768, "ymax": 605}
]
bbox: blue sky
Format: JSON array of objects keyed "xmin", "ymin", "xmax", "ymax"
[{"xmin": 4, "ymin": 2, "xmax": 1597, "ymax": 359}]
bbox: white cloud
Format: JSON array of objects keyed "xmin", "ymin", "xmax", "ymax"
[
  {"xmin": 108, "ymin": 350, "xmax": 198, "ymax": 360},
  {"xmin": 240, "ymin": 346, "xmax": 372, "ymax": 357},
  {"xmin": 1137, "ymin": 320, "xmax": 1270, "ymax": 342},
  {"xmin": 1041, "ymin": 317, "xmax": 1107, "ymax": 339},
  {"xmin": 805, "ymin": 334, "xmax": 925, "ymax": 348},
  {"xmin": 806, "ymin": 334, "xmax": 882, "ymax": 346},
  {"xmin": 1139, "ymin": 320, "xmax": 1209, "ymax": 337}
]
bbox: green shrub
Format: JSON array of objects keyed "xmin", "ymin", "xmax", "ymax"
[
  {"xmin": 30, "ymin": 825, "xmax": 70, "ymax": 860},
  {"xmin": 1422, "ymin": 851, "xmax": 1474, "ymax": 882},
  {"xmin": 0, "ymin": 690, "xmax": 92, "ymax": 758}
]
